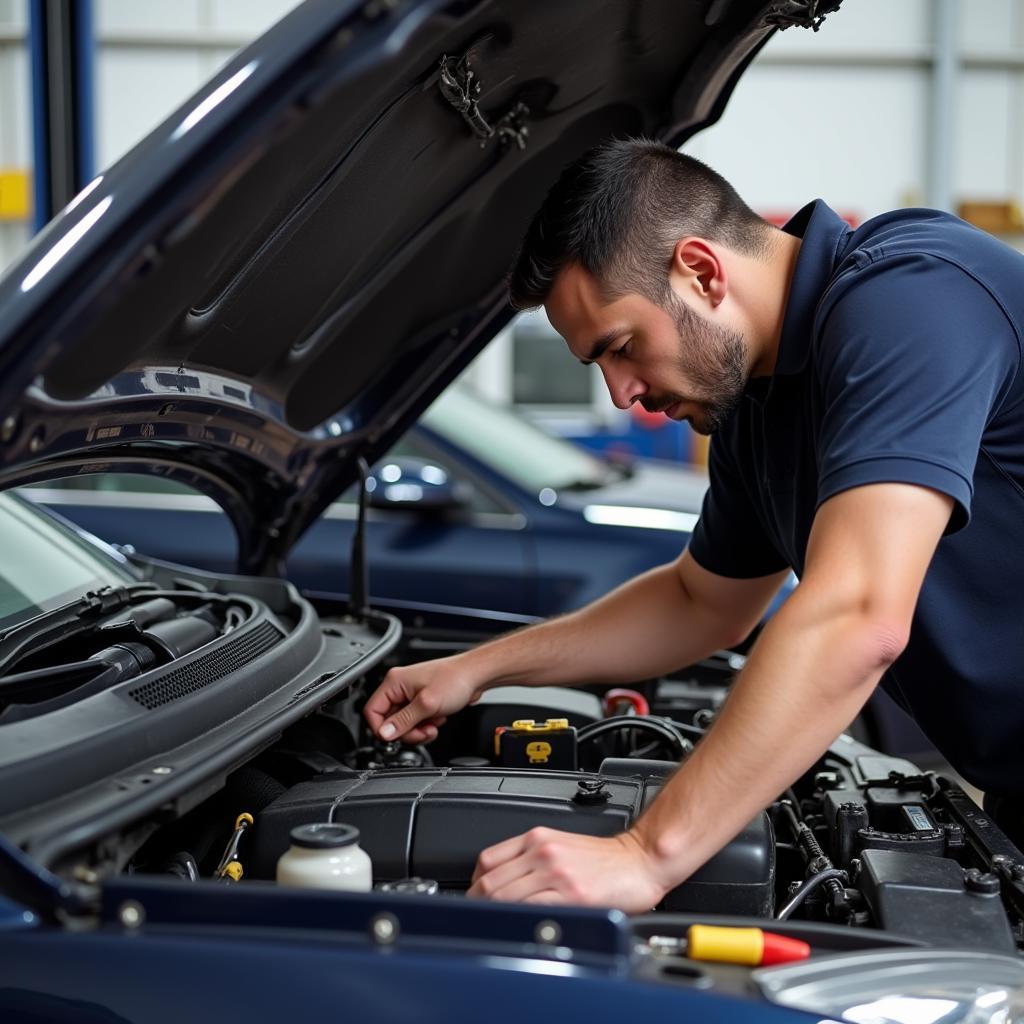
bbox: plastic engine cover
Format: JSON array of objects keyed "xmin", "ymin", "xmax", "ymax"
[{"xmin": 249, "ymin": 767, "xmax": 775, "ymax": 915}]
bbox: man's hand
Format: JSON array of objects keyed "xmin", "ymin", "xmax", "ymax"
[
  {"xmin": 364, "ymin": 657, "xmax": 480, "ymax": 743},
  {"xmin": 467, "ymin": 827, "xmax": 668, "ymax": 913}
]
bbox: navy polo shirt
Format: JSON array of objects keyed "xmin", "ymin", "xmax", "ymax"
[{"xmin": 688, "ymin": 200, "xmax": 1024, "ymax": 795}]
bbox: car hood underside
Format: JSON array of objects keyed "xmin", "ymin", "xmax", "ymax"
[{"xmin": 0, "ymin": 0, "xmax": 839, "ymax": 572}]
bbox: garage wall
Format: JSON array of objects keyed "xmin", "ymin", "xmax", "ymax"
[
  {"xmin": 689, "ymin": 0, "xmax": 1024, "ymax": 224},
  {"xmin": 0, "ymin": 0, "xmax": 30, "ymax": 274},
  {"xmin": 94, "ymin": 0, "xmax": 295, "ymax": 171}
]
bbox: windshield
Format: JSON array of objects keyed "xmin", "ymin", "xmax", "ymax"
[
  {"xmin": 420, "ymin": 386, "xmax": 615, "ymax": 493},
  {"xmin": 0, "ymin": 493, "xmax": 136, "ymax": 629}
]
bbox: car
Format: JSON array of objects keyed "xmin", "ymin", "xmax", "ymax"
[
  {"xmin": 2, "ymin": 1, "xmax": 1023, "ymax": 1022},
  {"xmin": 25, "ymin": 383, "xmax": 713, "ymax": 618}
]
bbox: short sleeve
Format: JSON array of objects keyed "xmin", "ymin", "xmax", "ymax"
[
  {"xmin": 814, "ymin": 252, "xmax": 1020, "ymax": 533},
  {"xmin": 688, "ymin": 435, "xmax": 790, "ymax": 578}
]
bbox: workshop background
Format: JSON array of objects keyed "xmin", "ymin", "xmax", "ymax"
[{"xmin": 2, "ymin": 0, "xmax": 1023, "ymax": 463}]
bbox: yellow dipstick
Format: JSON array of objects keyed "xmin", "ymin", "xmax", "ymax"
[{"xmin": 215, "ymin": 812, "xmax": 254, "ymax": 881}]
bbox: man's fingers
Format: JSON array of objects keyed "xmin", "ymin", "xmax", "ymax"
[
  {"xmin": 380, "ymin": 688, "xmax": 443, "ymax": 740},
  {"xmin": 363, "ymin": 677, "xmax": 410, "ymax": 732},
  {"xmin": 467, "ymin": 855, "xmax": 535, "ymax": 899},
  {"xmin": 470, "ymin": 831, "xmax": 534, "ymax": 884}
]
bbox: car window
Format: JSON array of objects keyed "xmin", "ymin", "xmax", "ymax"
[
  {"xmin": 420, "ymin": 386, "xmax": 617, "ymax": 494},
  {"xmin": 0, "ymin": 492, "xmax": 136, "ymax": 628}
]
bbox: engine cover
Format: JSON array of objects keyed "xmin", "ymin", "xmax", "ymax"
[{"xmin": 249, "ymin": 766, "xmax": 775, "ymax": 915}]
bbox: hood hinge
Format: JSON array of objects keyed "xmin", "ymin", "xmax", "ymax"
[
  {"xmin": 762, "ymin": 0, "xmax": 844, "ymax": 31},
  {"xmin": 438, "ymin": 54, "xmax": 529, "ymax": 150}
]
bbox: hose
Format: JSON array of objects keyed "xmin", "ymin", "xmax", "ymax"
[
  {"xmin": 777, "ymin": 800, "xmax": 849, "ymax": 917},
  {"xmin": 776, "ymin": 867, "xmax": 849, "ymax": 920},
  {"xmin": 578, "ymin": 716, "xmax": 691, "ymax": 758}
]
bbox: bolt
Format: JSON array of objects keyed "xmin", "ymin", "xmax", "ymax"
[
  {"xmin": 535, "ymin": 920, "xmax": 561, "ymax": 945},
  {"xmin": 28, "ymin": 431, "xmax": 44, "ymax": 453},
  {"xmin": 119, "ymin": 900, "xmax": 145, "ymax": 929},
  {"xmin": 371, "ymin": 912, "xmax": 399, "ymax": 945},
  {"xmin": 0, "ymin": 415, "xmax": 18, "ymax": 443},
  {"xmin": 574, "ymin": 778, "xmax": 611, "ymax": 805},
  {"xmin": 964, "ymin": 868, "xmax": 1001, "ymax": 895},
  {"xmin": 152, "ymin": 766, "xmax": 173, "ymax": 775}
]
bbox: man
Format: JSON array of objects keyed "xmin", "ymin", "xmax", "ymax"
[{"xmin": 365, "ymin": 138, "xmax": 1024, "ymax": 911}]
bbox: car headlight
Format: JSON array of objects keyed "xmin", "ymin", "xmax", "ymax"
[{"xmin": 752, "ymin": 949, "xmax": 1024, "ymax": 1024}]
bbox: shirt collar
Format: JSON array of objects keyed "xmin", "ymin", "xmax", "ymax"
[{"xmin": 773, "ymin": 199, "xmax": 852, "ymax": 376}]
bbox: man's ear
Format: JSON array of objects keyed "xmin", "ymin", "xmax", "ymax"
[{"xmin": 668, "ymin": 238, "xmax": 727, "ymax": 307}]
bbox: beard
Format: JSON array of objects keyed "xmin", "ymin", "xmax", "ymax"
[{"xmin": 639, "ymin": 293, "xmax": 748, "ymax": 435}]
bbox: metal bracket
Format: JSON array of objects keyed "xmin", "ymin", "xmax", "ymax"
[
  {"xmin": 438, "ymin": 55, "xmax": 529, "ymax": 150},
  {"xmin": 762, "ymin": 0, "xmax": 845, "ymax": 32}
]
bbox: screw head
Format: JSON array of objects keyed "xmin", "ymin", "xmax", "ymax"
[
  {"xmin": 0, "ymin": 415, "xmax": 18, "ymax": 443},
  {"xmin": 535, "ymin": 919, "xmax": 561, "ymax": 944},
  {"xmin": 118, "ymin": 900, "xmax": 145, "ymax": 929},
  {"xmin": 371, "ymin": 912, "xmax": 398, "ymax": 945}
]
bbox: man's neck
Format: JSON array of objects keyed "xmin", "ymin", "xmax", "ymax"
[{"xmin": 746, "ymin": 230, "xmax": 803, "ymax": 379}]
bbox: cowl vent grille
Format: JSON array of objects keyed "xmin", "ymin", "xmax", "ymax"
[{"xmin": 128, "ymin": 621, "xmax": 282, "ymax": 710}]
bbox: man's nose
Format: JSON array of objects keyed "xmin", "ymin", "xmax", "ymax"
[{"xmin": 600, "ymin": 363, "xmax": 645, "ymax": 410}]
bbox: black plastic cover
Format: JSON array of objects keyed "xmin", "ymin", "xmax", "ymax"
[
  {"xmin": 249, "ymin": 766, "xmax": 774, "ymax": 914},
  {"xmin": 859, "ymin": 849, "xmax": 1016, "ymax": 952}
]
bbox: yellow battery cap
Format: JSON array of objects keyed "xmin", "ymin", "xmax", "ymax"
[{"xmin": 510, "ymin": 719, "xmax": 570, "ymax": 732}]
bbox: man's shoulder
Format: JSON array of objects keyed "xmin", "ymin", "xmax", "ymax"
[
  {"xmin": 827, "ymin": 207, "xmax": 1024, "ymax": 296},
  {"xmin": 814, "ymin": 208, "xmax": 1024, "ymax": 347}
]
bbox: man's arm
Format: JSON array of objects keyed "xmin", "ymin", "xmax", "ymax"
[
  {"xmin": 468, "ymin": 482, "xmax": 953, "ymax": 910},
  {"xmin": 365, "ymin": 552, "xmax": 788, "ymax": 743}
]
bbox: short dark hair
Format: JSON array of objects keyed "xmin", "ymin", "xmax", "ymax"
[{"xmin": 508, "ymin": 138, "xmax": 774, "ymax": 311}]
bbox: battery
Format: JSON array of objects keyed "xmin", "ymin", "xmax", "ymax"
[{"xmin": 495, "ymin": 718, "xmax": 577, "ymax": 770}]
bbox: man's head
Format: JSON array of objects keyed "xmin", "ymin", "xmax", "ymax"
[{"xmin": 508, "ymin": 139, "xmax": 780, "ymax": 434}]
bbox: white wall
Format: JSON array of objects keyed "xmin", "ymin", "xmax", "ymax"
[
  {"xmin": 688, "ymin": 0, "xmax": 1024, "ymax": 223},
  {"xmin": 94, "ymin": 0, "xmax": 296, "ymax": 170}
]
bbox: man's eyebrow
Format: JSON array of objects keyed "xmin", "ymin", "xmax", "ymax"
[{"xmin": 578, "ymin": 329, "xmax": 624, "ymax": 365}]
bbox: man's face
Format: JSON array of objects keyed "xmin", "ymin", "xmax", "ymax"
[{"xmin": 545, "ymin": 263, "xmax": 749, "ymax": 435}]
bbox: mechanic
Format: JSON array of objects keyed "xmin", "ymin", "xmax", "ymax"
[{"xmin": 365, "ymin": 138, "xmax": 1024, "ymax": 911}]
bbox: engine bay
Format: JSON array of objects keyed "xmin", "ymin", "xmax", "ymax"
[{"xmin": 2, "ymin": 560, "xmax": 1024, "ymax": 974}]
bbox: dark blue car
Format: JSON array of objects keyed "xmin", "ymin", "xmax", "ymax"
[
  {"xmin": 0, "ymin": 1, "xmax": 1020, "ymax": 1021},
  {"xmin": 29, "ymin": 385, "xmax": 712, "ymax": 617}
]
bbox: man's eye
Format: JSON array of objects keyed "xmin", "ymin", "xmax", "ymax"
[{"xmin": 613, "ymin": 342, "xmax": 630, "ymax": 358}]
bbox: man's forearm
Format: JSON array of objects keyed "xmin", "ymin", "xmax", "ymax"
[
  {"xmin": 630, "ymin": 588, "xmax": 900, "ymax": 889},
  {"xmin": 462, "ymin": 561, "xmax": 738, "ymax": 690}
]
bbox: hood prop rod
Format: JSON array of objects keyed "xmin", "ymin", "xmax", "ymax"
[{"xmin": 349, "ymin": 457, "xmax": 370, "ymax": 617}]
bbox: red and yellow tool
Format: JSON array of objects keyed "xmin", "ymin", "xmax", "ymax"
[{"xmin": 686, "ymin": 925, "xmax": 811, "ymax": 966}]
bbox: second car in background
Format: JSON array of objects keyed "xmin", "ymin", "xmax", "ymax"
[{"xmin": 27, "ymin": 385, "xmax": 712, "ymax": 619}]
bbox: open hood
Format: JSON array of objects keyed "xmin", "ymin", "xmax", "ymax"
[{"xmin": 0, "ymin": 0, "xmax": 841, "ymax": 574}]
